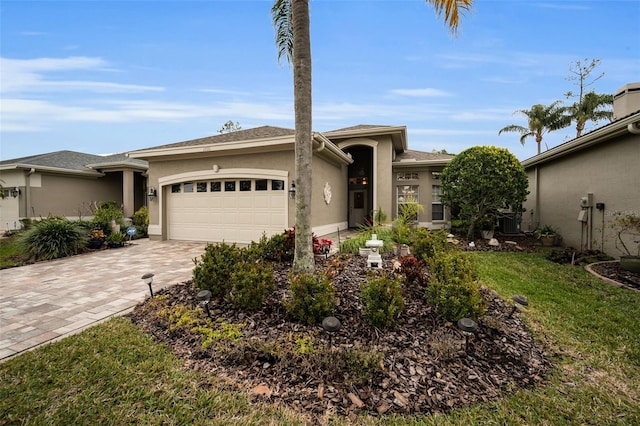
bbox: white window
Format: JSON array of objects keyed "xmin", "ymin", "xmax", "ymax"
[
  {"xmin": 397, "ymin": 172, "xmax": 418, "ymax": 181},
  {"xmin": 397, "ymin": 185, "xmax": 420, "ymax": 221},
  {"xmin": 432, "ymin": 185, "xmax": 444, "ymax": 221}
]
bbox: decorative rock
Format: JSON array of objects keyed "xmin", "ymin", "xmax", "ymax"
[
  {"xmin": 348, "ymin": 392, "xmax": 364, "ymax": 408},
  {"xmin": 251, "ymin": 384, "xmax": 272, "ymax": 397},
  {"xmin": 468, "ymin": 242, "xmax": 475, "ymax": 248},
  {"xmin": 488, "ymin": 238, "xmax": 500, "ymax": 246}
]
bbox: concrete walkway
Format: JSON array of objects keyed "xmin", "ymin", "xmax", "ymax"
[{"xmin": 0, "ymin": 239, "xmax": 207, "ymax": 361}]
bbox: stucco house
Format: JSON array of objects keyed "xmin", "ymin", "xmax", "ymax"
[
  {"xmin": 0, "ymin": 151, "xmax": 148, "ymax": 231},
  {"xmin": 522, "ymin": 82, "xmax": 640, "ymax": 257},
  {"xmin": 128, "ymin": 125, "xmax": 453, "ymax": 244}
]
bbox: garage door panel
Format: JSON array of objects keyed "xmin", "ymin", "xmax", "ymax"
[{"xmin": 167, "ymin": 179, "xmax": 287, "ymax": 244}]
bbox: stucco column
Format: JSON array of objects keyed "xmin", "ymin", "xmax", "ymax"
[{"xmin": 122, "ymin": 169, "xmax": 134, "ymax": 218}]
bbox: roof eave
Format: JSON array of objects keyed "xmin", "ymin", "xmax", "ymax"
[
  {"xmin": 323, "ymin": 125, "xmax": 408, "ymax": 152},
  {"xmin": 393, "ymin": 159, "xmax": 451, "ymax": 168},
  {"xmin": 522, "ymin": 114, "xmax": 640, "ymax": 168},
  {"xmin": 313, "ymin": 133, "xmax": 354, "ymax": 166},
  {"xmin": 0, "ymin": 163, "xmax": 105, "ymax": 177}
]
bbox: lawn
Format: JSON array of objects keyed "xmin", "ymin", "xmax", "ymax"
[{"xmin": 1, "ymin": 251, "xmax": 639, "ymax": 425}]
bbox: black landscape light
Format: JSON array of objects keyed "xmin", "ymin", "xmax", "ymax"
[
  {"xmin": 288, "ymin": 181, "xmax": 296, "ymax": 199},
  {"xmin": 322, "ymin": 316, "xmax": 341, "ymax": 348},
  {"xmin": 141, "ymin": 273, "xmax": 155, "ymax": 298},
  {"xmin": 508, "ymin": 295, "xmax": 529, "ymax": 318},
  {"xmin": 197, "ymin": 290, "xmax": 213, "ymax": 318},
  {"xmin": 457, "ymin": 317, "xmax": 478, "ymax": 352}
]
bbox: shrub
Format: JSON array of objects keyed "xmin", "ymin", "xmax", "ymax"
[
  {"xmin": 360, "ymin": 274, "xmax": 405, "ymax": 328},
  {"xmin": 412, "ymin": 228, "xmax": 450, "ymax": 262},
  {"xmin": 192, "ymin": 242, "xmax": 243, "ymax": 298},
  {"xmin": 92, "ymin": 201, "xmax": 124, "ymax": 232},
  {"xmin": 285, "ymin": 273, "xmax": 335, "ymax": 324},
  {"xmin": 248, "ymin": 232, "xmax": 291, "ymax": 261},
  {"xmin": 132, "ymin": 206, "xmax": 149, "ymax": 238},
  {"xmin": 20, "ymin": 218, "xmax": 88, "ymax": 260},
  {"xmin": 425, "ymin": 252, "xmax": 485, "ymax": 321},
  {"xmin": 398, "ymin": 255, "xmax": 427, "ymax": 286},
  {"xmin": 229, "ymin": 261, "xmax": 275, "ymax": 310}
]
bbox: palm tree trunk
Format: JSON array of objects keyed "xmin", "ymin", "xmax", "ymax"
[{"xmin": 292, "ymin": 0, "xmax": 314, "ymax": 274}]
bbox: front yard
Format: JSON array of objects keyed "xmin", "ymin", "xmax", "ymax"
[{"xmin": 1, "ymin": 250, "xmax": 639, "ymax": 425}]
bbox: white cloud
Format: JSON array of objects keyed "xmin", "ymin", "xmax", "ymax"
[
  {"xmin": 389, "ymin": 88, "xmax": 451, "ymax": 97},
  {"xmin": 0, "ymin": 56, "xmax": 163, "ymax": 94}
]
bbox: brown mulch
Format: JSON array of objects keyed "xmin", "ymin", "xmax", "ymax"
[
  {"xmin": 127, "ymin": 251, "xmax": 551, "ymax": 420},
  {"xmin": 589, "ymin": 261, "xmax": 640, "ymax": 291}
]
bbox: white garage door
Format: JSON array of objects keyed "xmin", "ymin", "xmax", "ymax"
[{"xmin": 166, "ymin": 178, "xmax": 287, "ymax": 244}]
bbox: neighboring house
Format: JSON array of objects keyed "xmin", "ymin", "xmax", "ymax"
[
  {"xmin": 128, "ymin": 125, "xmax": 453, "ymax": 244},
  {"xmin": 0, "ymin": 151, "xmax": 148, "ymax": 231},
  {"xmin": 522, "ymin": 82, "xmax": 640, "ymax": 257}
]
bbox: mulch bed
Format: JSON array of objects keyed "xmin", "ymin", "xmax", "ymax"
[
  {"xmin": 127, "ymin": 250, "xmax": 552, "ymax": 421},
  {"xmin": 589, "ymin": 261, "xmax": 640, "ymax": 291}
]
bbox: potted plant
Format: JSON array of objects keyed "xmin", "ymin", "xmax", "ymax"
[
  {"xmin": 477, "ymin": 215, "xmax": 496, "ymax": 240},
  {"xmin": 106, "ymin": 231, "xmax": 127, "ymax": 248},
  {"xmin": 609, "ymin": 213, "xmax": 640, "ymax": 272},
  {"xmin": 535, "ymin": 225, "xmax": 558, "ymax": 247},
  {"xmin": 88, "ymin": 229, "xmax": 105, "ymax": 249}
]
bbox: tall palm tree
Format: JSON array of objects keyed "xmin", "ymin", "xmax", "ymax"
[
  {"xmin": 569, "ymin": 91, "xmax": 613, "ymax": 137},
  {"xmin": 272, "ymin": 0, "xmax": 472, "ymax": 274},
  {"xmin": 498, "ymin": 101, "xmax": 570, "ymax": 155}
]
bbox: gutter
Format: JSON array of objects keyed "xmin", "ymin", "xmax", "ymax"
[
  {"xmin": 0, "ymin": 163, "xmax": 104, "ymax": 177},
  {"xmin": 313, "ymin": 133, "xmax": 354, "ymax": 165},
  {"xmin": 522, "ymin": 114, "xmax": 640, "ymax": 168}
]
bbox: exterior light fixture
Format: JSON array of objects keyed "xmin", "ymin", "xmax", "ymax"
[
  {"xmin": 141, "ymin": 272, "xmax": 155, "ymax": 298},
  {"xmin": 457, "ymin": 317, "xmax": 478, "ymax": 352},
  {"xmin": 288, "ymin": 181, "xmax": 296, "ymax": 199},
  {"xmin": 197, "ymin": 290, "xmax": 213, "ymax": 318},
  {"xmin": 322, "ymin": 316, "xmax": 341, "ymax": 348},
  {"xmin": 508, "ymin": 295, "xmax": 529, "ymax": 318},
  {"xmin": 147, "ymin": 187, "xmax": 157, "ymax": 201},
  {"xmin": 10, "ymin": 187, "xmax": 20, "ymax": 198}
]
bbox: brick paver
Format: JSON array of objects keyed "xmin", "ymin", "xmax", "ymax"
[{"xmin": 0, "ymin": 239, "xmax": 206, "ymax": 361}]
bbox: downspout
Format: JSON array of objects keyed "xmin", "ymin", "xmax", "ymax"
[{"xmin": 26, "ymin": 167, "xmax": 35, "ymax": 219}]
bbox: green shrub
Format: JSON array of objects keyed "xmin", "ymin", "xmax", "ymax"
[
  {"xmin": 285, "ymin": 273, "xmax": 335, "ymax": 324},
  {"xmin": 20, "ymin": 218, "xmax": 88, "ymax": 260},
  {"xmin": 413, "ymin": 228, "xmax": 450, "ymax": 262},
  {"xmin": 92, "ymin": 201, "xmax": 124, "ymax": 232},
  {"xmin": 192, "ymin": 242, "xmax": 243, "ymax": 298},
  {"xmin": 248, "ymin": 232, "xmax": 291, "ymax": 261},
  {"xmin": 360, "ymin": 274, "xmax": 405, "ymax": 328},
  {"xmin": 425, "ymin": 251, "xmax": 485, "ymax": 321},
  {"xmin": 229, "ymin": 261, "xmax": 274, "ymax": 310},
  {"xmin": 132, "ymin": 206, "xmax": 149, "ymax": 238}
]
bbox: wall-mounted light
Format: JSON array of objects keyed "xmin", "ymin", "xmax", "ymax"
[
  {"xmin": 288, "ymin": 181, "xmax": 296, "ymax": 199},
  {"xmin": 10, "ymin": 187, "xmax": 20, "ymax": 198},
  {"xmin": 147, "ymin": 187, "xmax": 157, "ymax": 201}
]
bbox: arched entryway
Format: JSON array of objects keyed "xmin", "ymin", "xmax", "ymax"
[{"xmin": 344, "ymin": 146, "xmax": 373, "ymax": 228}]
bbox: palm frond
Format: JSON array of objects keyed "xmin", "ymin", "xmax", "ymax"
[
  {"xmin": 271, "ymin": 0, "xmax": 293, "ymax": 66},
  {"xmin": 425, "ymin": 0, "xmax": 473, "ymax": 34}
]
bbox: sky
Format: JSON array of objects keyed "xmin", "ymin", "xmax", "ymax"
[{"xmin": 1, "ymin": 0, "xmax": 639, "ymax": 162}]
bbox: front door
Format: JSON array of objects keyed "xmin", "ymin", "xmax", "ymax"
[{"xmin": 349, "ymin": 190, "xmax": 367, "ymax": 228}]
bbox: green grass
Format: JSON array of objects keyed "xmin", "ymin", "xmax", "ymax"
[
  {"xmin": 0, "ymin": 232, "xmax": 26, "ymax": 269},
  {"xmin": 1, "ymin": 251, "xmax": 639, "ymax": 425}
]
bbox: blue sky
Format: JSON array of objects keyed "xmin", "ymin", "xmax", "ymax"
[{"xmin": 1, "ymin": 0, "xmax": 639, "ymax": 161}]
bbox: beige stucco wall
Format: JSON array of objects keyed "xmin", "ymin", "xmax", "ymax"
[
  {"xmin": 523, "ymin": 134, "xmax": 640, "ymax": 256},
  {"xmin": 145, "ymin": 148, "xmax": 349, "ymax": 240}
]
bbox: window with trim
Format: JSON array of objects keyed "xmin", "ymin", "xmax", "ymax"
[
  {"xmin": 397, "ymin": 185, "xmax": 419, "ymax": 221},
  {"xmin": 183, "ymin": 182, "xmax": 194, "ymax": 193},
  {"xmin": 225, "ymin": 181, "xmax": 236, "ymax": 192},
  {"xmin": 239, "ymin": 180, "xmax": 251, "ymax": 191},
  {"xmin": 211, "ymin": 181, "xmax": 221, "ymax": 192},
  {"xmin": 171, "ymin": 184, "xmax": 181, "ymax": 193},
  {"xmin": 432, "ymin": 185, "xmax": 444, "ymax": 221},
  {"xmin": 255, "ymin": 179, "xmax": 268, "ymax": 191},
  {"xmin": 196, "ymin": 182, "xmax": 207, "ymax": 192},
  {"xmin": 272, "ymin": 180, "xmax": 284, "ymax": 191},
  {"xmin": 397, "ymin": 172, "xmax": 418, "ymax": 181}
]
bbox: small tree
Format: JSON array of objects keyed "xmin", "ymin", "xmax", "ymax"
[
  {"xmin": 440, "ymin": 146, "xmax": 529, "ymax": 238},
  {"xmin": 218, "ymin": 120, "xmax": 242, "ymax": 134}
]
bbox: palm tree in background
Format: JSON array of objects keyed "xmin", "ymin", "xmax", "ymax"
[
  {"xmin": 499, "ymin": 101, "xmax": 570, "ymax": 155},
  {"xmin": 272, "ymin": 0, "xmax": 473, "ymax": 274},
  {"xmin": 569, "ymin": 91, "xmax": 613, "ymax": 138}
]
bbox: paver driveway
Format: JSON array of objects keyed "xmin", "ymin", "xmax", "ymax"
[{"xmin": 0, "ymin": 239, "xmax": 207, "ymax": 361}]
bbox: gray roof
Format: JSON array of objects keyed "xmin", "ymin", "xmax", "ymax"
[
  {"xmin": 140, "ymin": 126, "xmax": 296, "ymax": 151},
  {"xmin": 0, "ymin": 150, "xmax": 147, "ymax": 172},
  {"xmin": 394, "ymin": 149, "xmax": 454, "ymax": 162},
  {"xmin": 325, "ymin": 124, "xmax": 395, "ymax": 133}
]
